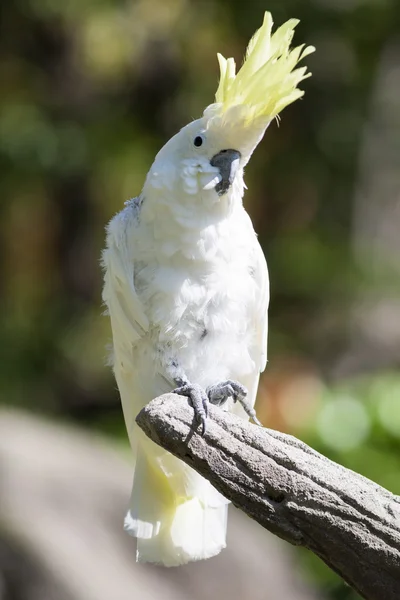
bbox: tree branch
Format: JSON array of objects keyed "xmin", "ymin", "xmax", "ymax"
[{"xmin": 136, "ymin": 394, "xmax": 400, "ymax": 600}]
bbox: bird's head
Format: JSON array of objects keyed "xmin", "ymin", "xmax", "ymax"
[{"xmin": 145, "ymin": 12, "xmax": 314, "ymax": 208}]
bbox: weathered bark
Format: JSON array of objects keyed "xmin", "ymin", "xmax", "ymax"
[{"xmin": 136, "ymin": 394, "xmax": 400, "ymax": 600}]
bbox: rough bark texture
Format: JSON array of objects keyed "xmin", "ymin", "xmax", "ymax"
[{"xmin": 136, "ymin": 394, "xmax": 400, "ymax": 600}]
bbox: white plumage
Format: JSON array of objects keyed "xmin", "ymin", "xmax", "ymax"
[
  {"xmin": 102, "ymin": 11, "xmax": 313, "ymax": 566},
  {"xmin": 102, "ymin": 145, "xmax": 268, "ymax": 564}
]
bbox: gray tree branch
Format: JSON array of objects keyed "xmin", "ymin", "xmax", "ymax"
[{"xmin": 136, "ymin": 394, "xmax": 400, "ymax": 600}]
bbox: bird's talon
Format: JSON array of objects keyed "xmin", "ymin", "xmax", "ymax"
[
  {"xmin": 207, "ymin": 379, "xmax": 263, "ymax": 425},
  {"xmin": 203, "ymin": 399, "xmax": 209, "ymax": 418},
  {"xmin": 207, "ymin": 379, "xmax": 247, "ymax": 407},
  {"xmin": 173, "ymin": 381, "xmax": 209, "ymax": 434}
]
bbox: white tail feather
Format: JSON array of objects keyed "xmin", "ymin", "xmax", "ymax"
[{"xmin": 124, "ymin": 444, "xmax": 228, "ymax": 566}]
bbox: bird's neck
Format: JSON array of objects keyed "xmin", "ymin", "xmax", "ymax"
[
  {"xmin": 141, "ymin": 168, "xmax": 245, "ymax": 224},
  {"xmin": 139, "ymin": 177, "xmax": 246, "ymax": 263}
]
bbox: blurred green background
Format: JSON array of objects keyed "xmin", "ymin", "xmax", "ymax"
[{"xmin": 1, "ymin": 0, "xmax": 400, "ymax": 598}]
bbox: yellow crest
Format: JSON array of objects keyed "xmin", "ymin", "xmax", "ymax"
[{"xmin": 214, "ymin": 12, "xmax": 315, "ymax": 122}]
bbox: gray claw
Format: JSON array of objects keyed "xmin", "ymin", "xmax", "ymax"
[
  {"xmin": 207, "ymin": 379, "xmax": 246, "ymax": 407},
  {"xmin": 246, "ymin": 408, "xmax": 262, "ymax": 427},
  {"xmin": 207, "ymin": 379, "xmax": 262, "ymax": 426},
  {"xmin": 173, "ymin": 382, "xmax": 209, "ymax": 436}
]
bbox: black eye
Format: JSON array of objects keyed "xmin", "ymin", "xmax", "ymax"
[{"xmin": 194, "ymin": 135, "xmax": 203, "ymax": 147}]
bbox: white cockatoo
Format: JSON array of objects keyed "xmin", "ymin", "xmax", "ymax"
[{"xmin": 102, "ymin": 12, "xmax": 314, "ymax": 567}]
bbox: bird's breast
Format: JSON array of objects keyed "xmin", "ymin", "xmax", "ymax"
[{"xmin": 137, "ymin": 251, "xmax": 257, "ymax": 385}]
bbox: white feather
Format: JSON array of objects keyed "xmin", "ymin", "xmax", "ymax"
[{"xmin": 102, "ymin": 114, "xmax": 269, "ymax": 566}]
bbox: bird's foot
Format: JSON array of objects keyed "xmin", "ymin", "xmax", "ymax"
[
  {"xmin": 207, "ymin": 379, "xmax": 262, "ymax": 426},
  {"xmin": 173, "ymin": 382, "xmax": 209, "ymax": 435}
]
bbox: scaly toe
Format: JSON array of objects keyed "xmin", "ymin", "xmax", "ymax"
[{"xmin": 173, "ymin": 382, "xmax": 209, "ymax": 436}]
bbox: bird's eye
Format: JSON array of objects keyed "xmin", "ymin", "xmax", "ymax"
[{"xmin": 194, "ymin": 135, "xmax": 204, "ymax": 147}]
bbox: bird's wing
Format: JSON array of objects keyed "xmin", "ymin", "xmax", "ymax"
[
  {"xmin": 254, "ymin": 239, "xmax": 270, "ymax": 374},
  {"xmin": 236, "ymin": 237, "xmax": 269, "ymax": 414},
  {"xmin": 102, "ymin": 203, "xmax": 149, "ymax": 361},
  {"xmin": 231, "ymin": 229, "xmax": 269, "ymax": 420}
]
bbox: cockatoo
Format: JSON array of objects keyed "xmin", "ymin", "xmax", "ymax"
[{"xmin": 102, "ymin": 11, "xmax": 314, "ymax": 567}]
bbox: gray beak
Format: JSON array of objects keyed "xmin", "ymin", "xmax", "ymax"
[{"xmin": 210, "ymin": 149, "xmax": 241, "ymax": 196}]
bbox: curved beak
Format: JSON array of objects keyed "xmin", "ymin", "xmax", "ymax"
[{"xmin": 210, "ymin": 149, "xmax": 241, "ymax": 196}]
